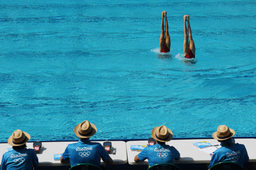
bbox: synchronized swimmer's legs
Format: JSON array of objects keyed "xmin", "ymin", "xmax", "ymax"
[
  {"xmin": 160, "ymin": 11, "xmax": 170, "ymax": 52},
  {"xmin": 183, "ymin": 15, "xmax": 195, "ymax": 56},
  {"xmin": 160, "ymin": 13, "xmax": 194, "ymax": 56}
]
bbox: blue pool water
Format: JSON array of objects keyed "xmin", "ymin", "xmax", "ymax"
[{"xmin": 0, "ymin": 0, "xmax": 256, "ymax": 142}]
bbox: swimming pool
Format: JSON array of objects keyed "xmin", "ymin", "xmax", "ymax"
[{"xmin": 0, "ymin": 0, "xmax": 256, "ymax": 142}]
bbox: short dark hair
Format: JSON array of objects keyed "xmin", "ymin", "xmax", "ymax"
[
  {"xmin": 157, "ymin": 141, "xmax": 165, "ymax": 144},
  {"xmin": 80, "ymin": 138, "xmax": 90, "ymax": 142},
  {"xmin": 13, "ymin": 144, "xmax": 26, "ymax": 150},
  {"xmin": 220, "ymin": 138, "xmax": 234, "ymax": 147}
]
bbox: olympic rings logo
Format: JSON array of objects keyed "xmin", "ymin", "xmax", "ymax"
[
  {"xmin": 157, "ymin": 152, "xmax": 168, "ymax": 158},
  {"xmin": 79, "ymin": 151, "xmax": 90, "ymax": 158},
  {"xmin": 14, "ymin": 158, "xmax": 25, "ymax": 163}
]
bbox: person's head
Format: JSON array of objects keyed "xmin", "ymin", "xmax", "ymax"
[
  {"xmin": 212, "ymin": 125, "xmax": 235, "ymax": 143},
  {"xmin": 74, "ymin": 120, "xmax": 97, "ymax": 140},
  {"xmin": 8, "ymin": 129, "xmax": 30, "ymax": 148},
  {"xmin": 151, "ymin": 125, "xmax": 173, "ymax": 143}
]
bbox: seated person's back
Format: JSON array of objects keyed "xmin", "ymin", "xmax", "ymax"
[
  {"xmin": 134, "ymin": 125, "xmax": 180, "ymax": 167},
  {"xmin": 1, "ymin": 129, "xmax": 38, "ymax": 170},
  {"xmin": 209, "ymin": 125, "xmax": 249, "ymax": 169},
  {"xmin": 61, "ymin": 120, "xmax": 113, "ymax": 167}
]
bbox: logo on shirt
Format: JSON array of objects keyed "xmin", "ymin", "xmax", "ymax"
[
  {"xmin": 157, "ymin": 152, "xmax": 168, "ymax": 158},
  {"xmin": 76, "ymin": 147, "xmax": 92, "ymax": 151},
  {"xmin": 226, "ymin": 151, "xmax": 241, "ymax": 161},
  {"xmin": 79, "ymin": 151, "xmax": 90, "ymax": 158},
  {"xmin": 10, "ymin": 153, "xmax": 28, "ymax": 158},
  {"xmin": 154, "ymin": 148, "xmax": 170, "ymax": 158},
  {"xmin": 13, "ymin": 158, "xmax": 26, "ymax": 164},
  {"xmin": 10, "ymin": 153, "xmax": 27, "ymax": 164}
]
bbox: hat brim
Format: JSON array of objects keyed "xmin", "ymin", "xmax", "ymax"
[
  {"xmin": 74, "ymin": 122, "xmax": 97, "ymax": 139},
  {"xmin": 212, "ymin": 128, "xmax": 235, "ymax": 141},
  {"xmin": 8, "ymin": 131, "xmax": 30, "ymax": 146},
  {"xmin": 151, "ymin": 126, "xmax": 173, "ymax": 142}
]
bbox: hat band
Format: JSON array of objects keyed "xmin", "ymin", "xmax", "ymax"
[
  {"xmin": 155, "ymin": 132, "xmax": 170, "ymax": 141},
  {"xmin": 217, "ymin": 133, "xmax": 232, "ymax": 139},
  {"xmin": 13, "ymin": 137, "xmax": 27, "ymax": 145},
  {"xmin": 79, "ymin": 128, "xmax": 92, "ymax": 136}
]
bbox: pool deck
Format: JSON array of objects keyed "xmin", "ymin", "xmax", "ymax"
[{"xmin": 0, "ymin": 138, "xmax": 256, "ymax": 169}]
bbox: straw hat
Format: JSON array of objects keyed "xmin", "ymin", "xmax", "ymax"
[
  {"xmin": 8, "ymin": 129, "xmax": 31, "ymax": 146},
  {"xmin": 74, "ymin": 120, "xmax": 97, "ymax": 138},
  {"xmin": 151, "ymin": 125, "xmax": 173, "ymax": 142},
  {"xmin": 212, "ymin": 125, "xmax": 235, "ymax": 141}
]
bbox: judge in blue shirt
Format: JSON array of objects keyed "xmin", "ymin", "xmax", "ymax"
[
  {"xmin": 60, "ymin": 120, "xmax": 113, "ymax": 168},
  {"xmin": 209, "ymin": 125, "xmax": 249, "ymax": 169},
  {"xmin": 1, "ymin": 129, "xmax": 38, "ymax": 170},
  {"xmin": 134, "ymin": 125, "xmax": 180, "ymax": 167}
]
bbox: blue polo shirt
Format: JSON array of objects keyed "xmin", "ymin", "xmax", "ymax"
[
  {"xmin": 1, "ymin": 148, "xmax": 38, "ymax": 170},
  {"xmin": 209, "ymin": 143, "xmax": 249, "ymax": 168},
  {"xmin": 138, "ymin": 143, "xmax": 180, "ymax": 167},
  {"xmin": 62, "ymin": 140, "xmax": 111, "ymax": 167}
]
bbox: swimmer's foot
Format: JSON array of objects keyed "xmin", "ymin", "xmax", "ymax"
[
  {"xmin": 184, "ymin": 15, "xmax": 189, "ymax": 21},
  {"xmin": 162, "ymin": 11, "xmax": 167, "ymax": 17}
]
